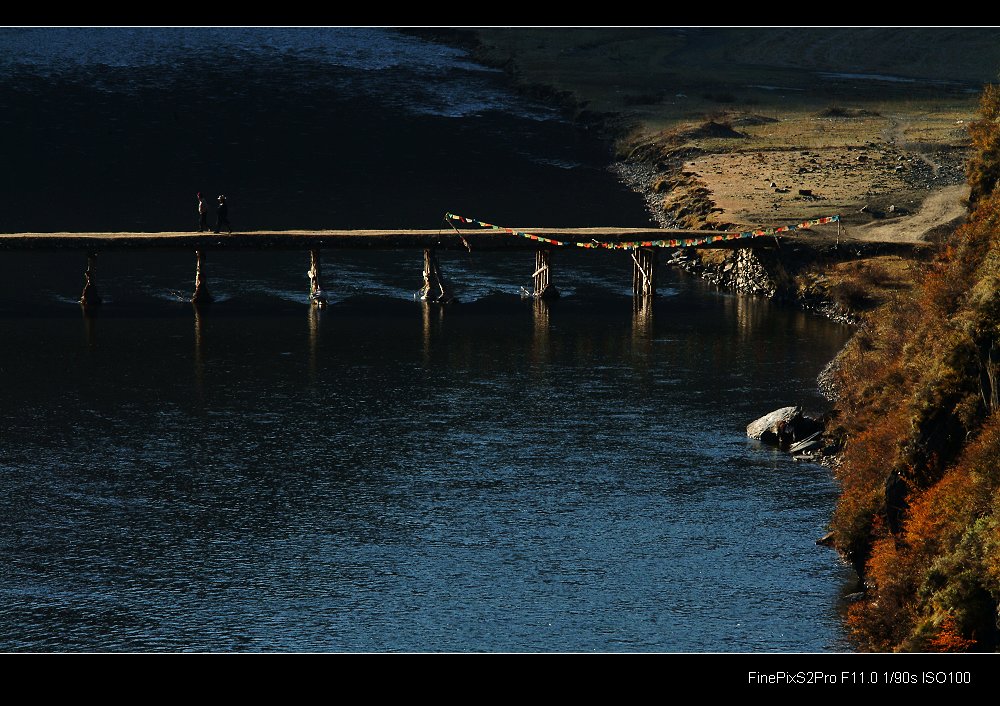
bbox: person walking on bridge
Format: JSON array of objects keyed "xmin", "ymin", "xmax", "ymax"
[
  {"xmin": 196, "ymin": 192, "xmax": 208, "ymax": 232},
  {"xmin": 215, "ymin": 194, "xmax": 231, "ymax": 234}
]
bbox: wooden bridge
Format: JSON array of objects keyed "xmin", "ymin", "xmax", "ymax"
[{"xmin": 0, "ymin": 225, "xmax": 832, "ymax": 307}]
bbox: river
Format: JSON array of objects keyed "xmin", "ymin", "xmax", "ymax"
[{"xmin": 0, "ymin": 28, "xmax": 855, "ymax": 652}]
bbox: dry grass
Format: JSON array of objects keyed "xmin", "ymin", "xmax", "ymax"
[{"xmin": 832, "ymin": 256, "xmax": 917, "ymax": 294}]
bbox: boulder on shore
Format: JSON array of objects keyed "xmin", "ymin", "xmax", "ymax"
[{"xmin": 747, "ymin": 406, "xmax": 802, "ymax": 442}]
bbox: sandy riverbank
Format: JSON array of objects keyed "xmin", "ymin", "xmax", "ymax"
[
  {"xmin": 460, "ymin": 27, "xmax": 995, "ymax": 313},
  {"xmin": 468, "ymin": 28, "xmax": 984, "ymax": 243}
]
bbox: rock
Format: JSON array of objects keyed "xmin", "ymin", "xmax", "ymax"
[
  {"xmin": 798, "ymin": 189, "xmax": 813, "ymax": 196},
  {"xmin": 747, "ymin": 406, "xmax": 802, "ymax": 440},
  {"xmin": 769, "ymin": 181, "xmax": 777, "ymax": 188}
]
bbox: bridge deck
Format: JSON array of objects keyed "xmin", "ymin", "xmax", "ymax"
[{"xmin": 0, "ymin": 227, "xmax": 819, "ymax": 251}]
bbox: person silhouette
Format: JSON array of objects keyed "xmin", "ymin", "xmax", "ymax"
[
  {"xmin": 196, "ymin": 192, "xmax": 208, "ymax": 232},
  {"xmin": 215, "ymin": 194, "xmax": 231, "ymax": 234}
]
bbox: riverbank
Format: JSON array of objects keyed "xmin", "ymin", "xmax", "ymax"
[
  {"xmin": 467, "ymin": 30, "xmax": 982, "ymax": 216},
  {"xmin": 443, "ymin": 26, "xmax": 982, "ymax": 418},
  {"xmin": 453, "ymin": 28, "xmax": 1000, "ymax": 652},
  {"xmin": 453, "ymin": 26, "xmax": 981, "ymax": 423}
]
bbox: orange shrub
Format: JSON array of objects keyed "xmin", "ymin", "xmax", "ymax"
[
  {"xmin": 832, "ymin": 411, "xmax": 911, "ymax": 564},
  {"xmin": 904, "ymin": 466, "xmax": 976, "ymax": 561},
  {"xmin": 928, "ymin": 615, "xmax": 978, "ymax": 652}
]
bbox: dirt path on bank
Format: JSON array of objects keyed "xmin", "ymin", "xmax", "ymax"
[{"xmin": 849, "ymin": 184, "xmax": 969, "ymax": 242}]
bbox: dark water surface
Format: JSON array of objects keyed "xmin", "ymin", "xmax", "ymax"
[
  {"xmin": 0, "ymin": 27, "xmax": 646, "ymax": 231},
  {"xmin": 0, "ymin": 29, "xmax": 855, "ymax": 652}
]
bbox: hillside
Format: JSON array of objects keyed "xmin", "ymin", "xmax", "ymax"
[{"xmin": 827, "ymin": 88, "xmax": 1000, "ymax": 651}]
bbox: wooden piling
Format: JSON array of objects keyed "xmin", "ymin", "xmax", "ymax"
[
  {"xmin": 79, "ymin": 251, "xmax": 102, "ymax": 307},
  {"xmin": 308, "ymin": 249, "xmax": 327, "ymax": 308},
  {"xmin": 420, "ymin": 248, "xmax": 456, "ymax": 303},
  {"xmin": 532, "ymin": 249, "xmax": 559, "ymax": 300},
  {"xmin": 420, "ymin": 249, "xmax": 433, "ymax": 301},
  {"xmin": 631, "ymin": 248, "xmax": 658, "ymax": 298},
  {"xmin": 192, "ymin": 249, "xmax": 213, "ymax": 304}
]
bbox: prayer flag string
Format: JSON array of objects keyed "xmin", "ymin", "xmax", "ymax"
[{"xmin": 443, "ymin": 213, "xmax": 840, "ymax": 250}]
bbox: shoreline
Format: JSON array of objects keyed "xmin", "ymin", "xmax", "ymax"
[
  {"xmin": 445, "ymin": 29, "xmax": 966, "ymax": 327},
  {"xmin": 443, "ymin": 28, "xmax": 982, "ymax": 603},
  {"xmin": 459, "ymin": 31, "xmax": 1000, "ymax": 651}
]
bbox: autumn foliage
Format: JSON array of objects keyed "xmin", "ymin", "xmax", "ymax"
[
  {"xmin": 830, "ymin": 87, "xmax": 1000, "ymax": 651},
  {"xmin": 968, "ymin": 84, "xmax": 1000, "ymax": 207}
]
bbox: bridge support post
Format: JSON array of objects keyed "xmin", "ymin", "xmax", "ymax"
[
  {"xmin": 80, "ymin": 251, "xmax": 102, "ymax": 307},
  {"xmin": 420, "ymin": 248, "xmax": 456, "ymax": 303},
  {"xmin": 532, "ymin": 249, "xmax": 559, "ymax": 300},
  {"xmin": 308, "ymin": 249, "xmax": 327, "ymax": 308},
  {"xmin": 192, "ymin": 249, "xmax": 213, "ymax": 304},
  {"xmin": 632, "ymin": 247, "xmax": 658, "ymax": 298}
]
